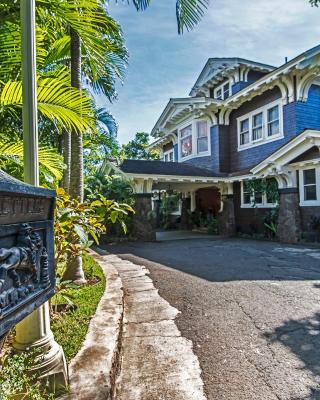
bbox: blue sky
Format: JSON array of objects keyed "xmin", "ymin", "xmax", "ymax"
[{"xmin": 100, "ymin": 0, "xmax": 320, "ymax": 144}]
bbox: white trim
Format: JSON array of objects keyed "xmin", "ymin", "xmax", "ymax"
[
  {"xmin": 240, "ymin": 180, "xmax": 278, "ymax": 208},
  {"xmin": 251, "ymin": 129, "xmax": 320, "ymax": 175},
  {"xmin": 237, "ymin": 100, "xmax": 283, "ymax": 151},
  {"xmin": 177, "ymin": 118, "xmax": 211, "ymax": 162},
  {"xmin": 298, "ymin": 165, "xmax": 320, "ymax": 206}
]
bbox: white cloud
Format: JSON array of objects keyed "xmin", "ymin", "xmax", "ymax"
[{"xmin": 105, "ymin": 0, "xmax": 320, "ymax": 143}]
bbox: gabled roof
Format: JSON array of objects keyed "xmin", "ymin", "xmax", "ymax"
[
  {"xmin": 190, "ymin": 58, "xmax": 275, "ymax": 96},
  {"xmin": 120, "ymin": 159, "xmax": 226, "ymax": 178},
  {"xmin": 151, "ymin": 96, "xmax": 219, "ymax": 137}
]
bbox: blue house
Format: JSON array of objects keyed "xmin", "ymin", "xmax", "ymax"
[{"xmin": 120, "ymin": 46, "xmax": 320, "ymax": 243}]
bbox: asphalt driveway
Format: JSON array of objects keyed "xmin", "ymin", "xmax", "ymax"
[{"xmin": 105, "ymin": 238, "xmax": 320, "ymax": 400}]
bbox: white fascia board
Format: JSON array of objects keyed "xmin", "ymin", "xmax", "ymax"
[
  {"xmin": 251, "ymin": 129, "xmax": 320, "ymax": 175},
  {"xmin": 151, "ymin": 97, "xmax": 218, "ymax": 138},
  {"xmin": 224, "ymin": 45, "xmax": 320, "ymax": 107}
]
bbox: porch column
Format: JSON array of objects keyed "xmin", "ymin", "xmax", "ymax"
[
  {"xmin": 180, "ymin": 193, "xmax": 191, "ymax": 230},
  {"xmin": 132, "ymin": 178, "xmax": 156, "ymax": 241},
  {"xmin": 190, "ymin": 191, "xmax": 196, "ymax": 212},
  {"xmin": 217, "ymin": 183, "xmax": 236, "ymax": 236},
  {"xmin": 277, "ymin": 188, "xmax": 301, "ymax": 243}
]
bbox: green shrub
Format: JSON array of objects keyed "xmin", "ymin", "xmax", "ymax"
[
  {"xmin": 207, "ymin": 219, "xmax": 219, "ymax": 235},
  {"xmin": 0, "ymin": 351, "xmax": 54, "ymax": 400},
  {"xmin": 51, "ymin": 253, "xmax": 105, "ymax": 361}
]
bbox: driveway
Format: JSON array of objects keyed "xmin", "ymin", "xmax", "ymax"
[{"xmin": 105, "ymin": 238, "xmax": 320, "ymax": 400}]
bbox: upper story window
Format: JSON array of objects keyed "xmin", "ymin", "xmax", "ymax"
[
  {"xmin": 299, "ymin": 166, "xmax": 320, "ymax": 206},
  {"xmin": 163, "ymin": 149, "xmax": 174, "ymax": 162},
  {"xmin": 180, "ymin": 124, "xmax": 193, "ymax": 158},
  {"xmin": 197, "ymin": 121, "xmax": 208, "ymax": 153},
  {"xmin": 237, "ymin": 100, "xmax": 283, "ymax": 151},
  {"xmin": 178, "ymin": 119, "xmax": 210, "ymax": 161},
  {"xmin": 214, "ymin": 81, "xmax": 231, "ymax": 100}
]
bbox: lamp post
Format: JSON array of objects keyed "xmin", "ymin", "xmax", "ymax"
[{"xmin": 13, "ymin": 0, "xmax": 68, "ymax": 390}]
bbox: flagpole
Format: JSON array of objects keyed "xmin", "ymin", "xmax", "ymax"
[{"xmin": 13, "ymin": 0, "xmax": 68, "ymax": 391}]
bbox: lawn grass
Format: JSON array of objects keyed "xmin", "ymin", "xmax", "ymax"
[{"xmin": 51, "ymin": 253, "xmax": 106, "ymax": 361}]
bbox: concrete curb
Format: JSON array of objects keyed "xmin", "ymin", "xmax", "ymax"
[{"xmin": 61, "ymin": 249, "xmax": 124, "ymax": 400}]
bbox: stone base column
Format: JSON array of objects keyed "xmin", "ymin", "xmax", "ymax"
[
  {"xmin": 133, "ymin": 193, "xmax": 156, "ymax": 241},
  {"xmin": 180, "ymin": 197, "xmax": 191, "ymax": 230},
  {"xmin": 277, "ymin": 188, "xmax": 301, "ymax": 244},
  {"xmin": 13, "ymin": 303, "xmax": 68, "ymax": 393},
  {"xmin": 218, "ymin": 194, "xmax": 236, "ymax": 236}
]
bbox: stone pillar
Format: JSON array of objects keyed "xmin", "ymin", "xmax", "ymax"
[
  {"xmin": 277, "ymin": 188, "xmax": 301, "ymax": 244},
  {"xmin": 218, "ymin": 194, "xmax": 236, "ymax": 236},
  {"xmin": 180, "ymin": 197, "xmax": 191, "ymax": 230},
  {"xmin": 133, "ymin": 193, "xmax": 156, "ymax": 241}
]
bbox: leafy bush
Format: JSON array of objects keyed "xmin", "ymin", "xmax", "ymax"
[
  {"xmin": 55, "ymin": 188, "xmax": 134, "ymax": 266},
  {"xmin": 51, "ymin": 253, "xmax": 105, "ymax": 361},
  {"xmin": 160, "ymin": 194, "xmax": 180, "ymax": 229},
  {"xmin": 264, "ymin": 207, "xmax": 279, "ymax": 238},
  {"xmin": 207, "ymin": 218, "xmax": 219, "ymax": 235},
  {"xmin": 0, "ymin": 351, "xmax": 54, "ymax": 400}
]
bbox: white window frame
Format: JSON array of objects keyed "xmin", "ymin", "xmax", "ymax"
[
  {"xmin": 299, "ymin": 166, "xmax": 320, "ymax": 206},
  {"xmin": 178, "ymin": 118, "xmax": 211, "ymax": 161},
  {"xmin": 237, "ymin": 100, "xmax": 283, "ymax": 151},
  {"xmin": 163, "ymin": 149, "xmax": 174, "ymax": 162},
  {"xmin": 240, "ymin": 180, "xmax": 277, "ymax": 208},
  {"xmin": 214, "ymin": 81, "xmax": 231, "ymax": 100}
]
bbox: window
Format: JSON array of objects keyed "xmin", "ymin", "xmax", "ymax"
[
  {"xmin": 238, "ymin": 101, "xmax": 283, "ymax": 150},
  {"xmin": 214, "ymin": 81, "xmax": 231, "ymax": 100},
  {"xmin": 267, "ymin": 105, "xmax": 280, "ymax": 137},
  {"xmin": 223, "ymin": 83, "xmax": 230, "ymax": 99},
  {"xmin": 241, "ymin": 179, "xmax": 278, "ymax": 208},
  {"xmin": 180, "ymin": 124, "xmax": 192, "ymax": 158},
  {"xmin": 197, "ymin": 121, "xmax": 208, "ymax": 153},
  {"xmin": 303, "ymin": 168, "xmax": 317, "ymax": 201},
  {"xmin": 163, "ymin": 150, "xmax": 174, "ymax": 162},
  {"xmin": 240, "ymin": 118, "xmax": 249, "ymax": 145},
  {"xmin": 242, "ymin": 181, "xmax": 251, "ymax": 205},
  {"xmin": 178, "ymin": 120, "xmax": 210, "ymax": 160},
  {"xmin": 252, "ymin": 112, "xmax": 263, "ymax": 141}
]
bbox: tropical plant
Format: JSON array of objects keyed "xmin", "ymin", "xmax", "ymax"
[
  {"xmin": 55, "ymin": 188, "xmax": 134, "ymax": 281},
  {"xmin": 51, "ymin": 278, "xmax": 79, "ymax": 314},
  {"xmin": 264, "ymin": 207, "xmax": 279, "ymax": 238}
]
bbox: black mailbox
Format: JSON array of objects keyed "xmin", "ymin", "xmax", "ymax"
[{"xmin": 0, "ymin": 170, "xmax": 56, "ymax": 337}]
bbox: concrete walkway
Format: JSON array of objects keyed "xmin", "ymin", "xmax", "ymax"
[{"xmin": 107, "ymin": 254, "xmax": 207, "ymax": 400}]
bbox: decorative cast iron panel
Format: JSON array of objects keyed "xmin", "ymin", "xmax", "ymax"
[{"xmin": 0, "ymin": 171, "xmax": 56, "ymax": 337}]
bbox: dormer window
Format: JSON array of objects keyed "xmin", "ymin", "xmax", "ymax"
[
  {"xmin": 163, "ymin": 149, "xmax": 174, "ymax": 162},
  {"xmin": 214, "ymin": 81, "xmax": 231, "ymax": 100}
]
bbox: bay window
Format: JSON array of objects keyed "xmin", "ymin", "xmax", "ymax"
[
  {"xmin": 180, "ymin": 125, "xmax": 193, "ymax": 158},
  {"xmin": 238, "ymin": 100, "xmax": 282, "ymax": 150},
  {"xmin": 197, "ymin": 121, "xmax": 208, "ymax": 153},
  {"xmin": 178, "ymin": 119, "xmax": 210, "ymax": 160}
]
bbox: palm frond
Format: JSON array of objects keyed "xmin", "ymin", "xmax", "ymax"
[
  {"xmin": 0, "ymin": 140, "xmax": 65, "ymax": 183},
  {"xmin": 0, "ymin": 72, "xmax": 97, "ymax": 134}
]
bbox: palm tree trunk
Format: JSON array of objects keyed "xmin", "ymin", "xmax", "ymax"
[
  {"xmin": 63, "ymin": 27, "xmax": 86, "ymax": 283},
  {"xmin": 61, "ymin": 129, "xmax": 71, "ymax": 192}
]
